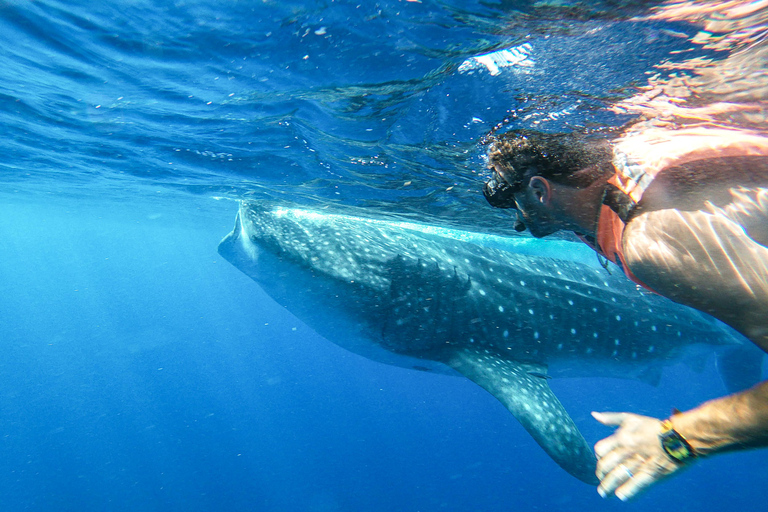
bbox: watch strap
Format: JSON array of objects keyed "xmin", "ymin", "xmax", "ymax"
[{"xmin": 660, "ymin": 418, "xmax": 698, "ymax": 463}]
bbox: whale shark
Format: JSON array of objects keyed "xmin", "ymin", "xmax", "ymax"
[{"xmin": 218, "ymin": 201, "xmax": 746, "ymax": 484}]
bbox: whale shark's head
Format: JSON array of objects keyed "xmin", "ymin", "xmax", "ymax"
[{"xmin": 218, "ymin": 204, "xmax": 466, "ymax": 372}]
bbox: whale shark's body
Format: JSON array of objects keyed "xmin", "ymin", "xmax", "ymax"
[{"xmin": 218, "ymin": 202, "xmax": 745, "ymax": 484}]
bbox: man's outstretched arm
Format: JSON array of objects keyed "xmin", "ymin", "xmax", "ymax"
[{"xmin": 593, "ymin": 380, "xmax": 768, "ymax": 501}]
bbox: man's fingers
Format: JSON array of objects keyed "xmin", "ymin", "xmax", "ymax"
[
  {"xmin": 592, "ymin": 411, "xmax": 629, "ymax": 426},
  {"xmin": 615, "ymin": 468, "xmax": 656, "ymax": 502},
  {"xmin": 595, "ymin": 448, "xmax": 629, "ymax": 480},
  {"xmin": 597, "ymin": 458, "xmax": 640, "ymax": 498}
]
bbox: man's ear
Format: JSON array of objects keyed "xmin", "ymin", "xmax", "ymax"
[{"xmin": 528, "ymin": 176, "xmax": 551, "ymax": 205}]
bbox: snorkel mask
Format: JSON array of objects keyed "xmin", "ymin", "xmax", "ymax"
[
  {"xmin": 483, "ymin": 172, "xmax": 518, "ymax": 209},
  {"xmin": 483, "ymin": 165, "xmax": 527, "ymax": 232}
]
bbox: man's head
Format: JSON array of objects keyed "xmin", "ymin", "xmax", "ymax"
[{"xmin": 483, "ymin": 129, "xmax": 614, "ymax": 236}]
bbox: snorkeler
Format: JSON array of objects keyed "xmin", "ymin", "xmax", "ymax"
[{"xmin": 482, "ymin": 125, "xmax": 768, "ymax": 500}]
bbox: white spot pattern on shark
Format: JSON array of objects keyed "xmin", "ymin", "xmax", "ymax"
[{"xmin": 218, "ymin": 202, "xmax": 745, "ymax": 485}]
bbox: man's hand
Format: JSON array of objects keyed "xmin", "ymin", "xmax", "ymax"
[{"xmin": 592, "ymin": 412, "xmax": 686, "ymax": 501}]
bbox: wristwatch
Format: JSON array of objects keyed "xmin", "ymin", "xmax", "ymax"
[{"xmin": 660, "ymin": 418, "xmax": 698, "ymax": 463}]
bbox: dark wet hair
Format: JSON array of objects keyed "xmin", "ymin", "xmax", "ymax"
[{"xmin": 487, "ymin": 129, "xmax": 615, "ymax": 191}]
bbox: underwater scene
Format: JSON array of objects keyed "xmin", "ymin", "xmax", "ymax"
[{"xmin": 0, "ymin": 1, "xmax": 766, "ymax": 511}]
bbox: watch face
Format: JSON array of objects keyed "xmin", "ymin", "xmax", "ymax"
[{"xmin": 662, "ymin": 432, "xmax": 694, "ymax": 462}]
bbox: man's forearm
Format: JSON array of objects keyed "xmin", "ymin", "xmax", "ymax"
[{"xmin": 672, "ymin": 380, "xmax": 768, "ymax": 457}]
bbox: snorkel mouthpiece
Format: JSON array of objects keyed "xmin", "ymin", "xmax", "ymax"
[{"xmin": 513, "ymin": 211, "xmax": 526, "ymax": 232}]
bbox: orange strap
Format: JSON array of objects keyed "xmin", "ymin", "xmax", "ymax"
[{"xmin": 595, "ymin": 204, "xmax": 655, "ymax": 292}]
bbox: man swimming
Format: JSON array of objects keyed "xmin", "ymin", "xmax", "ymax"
[{"xmin": 482, "ymin": 125, "xmax": 768, "ymax": 500}]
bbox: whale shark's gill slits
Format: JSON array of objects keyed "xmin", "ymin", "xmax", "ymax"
[{"xmin": 381, "ymin": 255, "xmax": 470, "ymax": 355}]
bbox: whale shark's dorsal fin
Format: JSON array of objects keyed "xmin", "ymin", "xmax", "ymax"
[{"xmin": 445, "ymin": 348, "xmax": 598, "ymax": 485}]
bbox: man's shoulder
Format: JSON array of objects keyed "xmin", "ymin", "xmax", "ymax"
[{"xmin": 613, "ymin": 125, "xmax": 768, "ymax": 176}]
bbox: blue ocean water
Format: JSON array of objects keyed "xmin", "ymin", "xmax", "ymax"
[{"xmin": 0, "ymin": 1, "xmax": 765, "ymax": 511}]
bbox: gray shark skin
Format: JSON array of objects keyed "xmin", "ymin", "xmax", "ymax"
[{"xmin": 218, "ymin": 202, "xmax": 740, "ymax": 485}]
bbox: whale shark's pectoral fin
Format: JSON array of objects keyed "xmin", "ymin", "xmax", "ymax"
[{"xmin": 445, "ymin": 348, "xmax": 598, "ymax": 485}]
